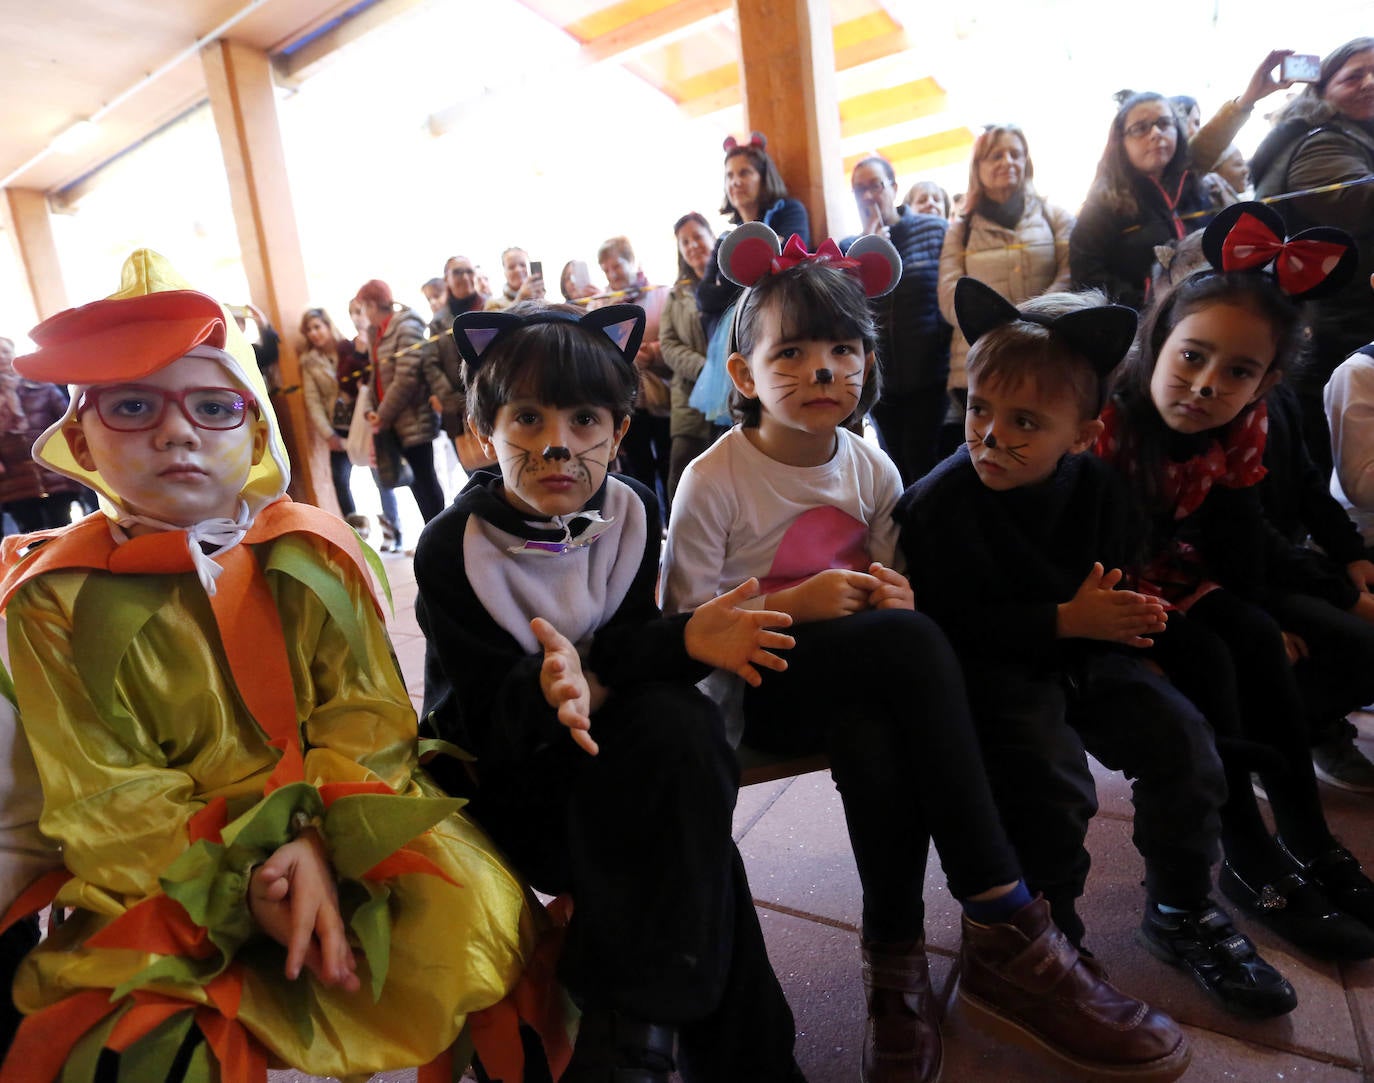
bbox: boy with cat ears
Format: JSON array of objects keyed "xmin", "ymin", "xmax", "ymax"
[{"xmin": 895, "ymin": 279, "xmax": 1297, "ymax": 1019}]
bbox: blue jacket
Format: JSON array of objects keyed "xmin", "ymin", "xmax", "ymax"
[{"xmin": 843, "ymin": 207, "xmax": 951, "ymax": 396}]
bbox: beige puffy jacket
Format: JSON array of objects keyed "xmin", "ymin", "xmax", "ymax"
[{"xmin": 938, "ymin": 196, "xmax": 1075, "ymax": 391}]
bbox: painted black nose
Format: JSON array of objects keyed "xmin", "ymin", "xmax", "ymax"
[
  {"xmin": 984, "ymin": 433, "xmax": 998, "ymax": 449},
  {"xmin": 543, "ymin": 445, "xmax": 572, "ymax": 461},
  {"xmin": 815, "ymin": 368, "xmax": 833, "ymax": 384},
  {"xmin": 1199, "ymin": 386, "xmax": 1213, "ymax": 399}
]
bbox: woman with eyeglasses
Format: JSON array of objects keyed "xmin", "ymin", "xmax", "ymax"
[
  {"xmin": 843, "ymin": 156, "xmax": 952, "ymax": 484},
  {"xmin": 937, "ymin": 124, "xmax": 1074, "ymax": 456},
  {"xmin": 1070, "ymin": 51, "xmax": 1296, "ymax": 309}
]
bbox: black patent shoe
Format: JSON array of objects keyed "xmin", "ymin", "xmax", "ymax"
[
  {"xmin": 562, "ymin": 1008, "xmax": 676, "ymax": 1083},
  {"xmin": 1139, "ymin": 899, "xmax": 1296, "ymax": 1018},
  {"xmin": 1219, "ymin": 860, "xmax": 1374, "ymax": 961},
  {"xmin": 1277, "ymin": 837, "xmax": 1374, "ymax": 929}
]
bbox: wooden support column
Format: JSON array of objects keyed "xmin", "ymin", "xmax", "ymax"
[
  {"xmin": 201, "ymin": 38, "xmax": 333, "ymax": 512},
  {"xmin": 2, "ymin": 188, "xmax": 69, "ymax": 321},
  {"xmin": 734, "ymin": 0, "xmax": 845, "ymax": 243}
]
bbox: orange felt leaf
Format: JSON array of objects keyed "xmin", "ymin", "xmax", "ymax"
[
  {"xmin": 512, "ymin": 922, "xmax": 574, "ymax": 1077},
  {"xmin": 417, "ymin": 1047, "xmax": 454, "ymax": 1083},
  {"xmin": 196, "ymin": 1006, "xmax": 267, "ymax": 1083},
  {"xmin": 468, "ymin": 997, "xmax": 524, "ymax": 1083},
  {"xmin": 0, "ymin": 868, "xmax": 71, "ymax": 937},
  {"xmin": 362, "ymin": 846, "xmax": 461, "ymax": 888},
  {"xmin": 318, "ymin": 779, "xmax": 395, "ymax": 807},
  {"xmin": 189, "ymin": 796, "xmax": 229, "ymax": 844},
  {"xmin": 107, "ymin": 996, "xmax": 189, "ymax": 1053},
  {"xmin": 0, "ymin": 988, "xmax": 117, "ymax": 1083},
  {"xmin": 85, "ymin": 894, "xmax": 212, "ymax": 959},
  {"xmin": 204, "ymin": 964, "xmax": 244, "ymax": 1020}
]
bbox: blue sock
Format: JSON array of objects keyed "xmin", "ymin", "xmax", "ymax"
[{"xmin": 961, "ymin": 881, "xmax": 1033, "ymax": 925}]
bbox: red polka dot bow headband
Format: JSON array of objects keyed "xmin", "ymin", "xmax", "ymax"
[{"xmin": 1202, "ymin": 201, "xmax": 1357, "ymax": 301}]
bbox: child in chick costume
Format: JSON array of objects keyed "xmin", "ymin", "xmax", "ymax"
[{"xmin": 0, "ymin": 251, "xmax": 562, "ymax": 1083}]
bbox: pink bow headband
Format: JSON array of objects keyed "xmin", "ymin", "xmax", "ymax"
[
  {"xmin": 717, "ymin": 223, "xmax": 902, "ymax": 299},
  {"xmin": 1201, "ymin": 201, "xmax": 1357, "ymax": 301}
]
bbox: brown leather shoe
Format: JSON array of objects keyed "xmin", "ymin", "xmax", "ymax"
[
  {"xmin": 861, "ymin": 939, "xmax": 942, "ymax": 1083},
  {"xmin": 958, "ymin": 896, "xmax": 1189, "ymax": 1081}
]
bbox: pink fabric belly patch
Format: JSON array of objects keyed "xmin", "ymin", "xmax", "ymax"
[{"xmin": 758, "ymin": 505, "xmax": 870, "ymax": 594}]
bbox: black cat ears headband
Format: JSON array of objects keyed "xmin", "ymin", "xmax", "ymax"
[
  {"xmin": 1200, "ymin": 200, "xmax": 1357, "ymax": 302},
  {"xmin": 451, "ymin": 304, "xmax": 646, "ymax": 372},
  {"xmin": 954, "ymin": 277, "xmax": 1138, "ymax": 378}
]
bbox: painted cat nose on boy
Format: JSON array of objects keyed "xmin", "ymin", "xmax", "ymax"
[
  {"xmin": 814, "ymin": 368, "xmax": 834, "ymax": 385},
  {"xmin": 543, "ymin": 444, "xmax": 571, "ymax": 462}
]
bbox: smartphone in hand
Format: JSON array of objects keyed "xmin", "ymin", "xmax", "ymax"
[{"xmin": 1281, "ymin": 54, "xmax": 1321, "ymax": 82}]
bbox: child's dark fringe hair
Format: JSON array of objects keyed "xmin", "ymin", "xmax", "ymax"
[
  {"xmin": 731, "ymin": 260, "xmax": 880, "ymax": 427},
  {"xmin": 465, "ymin": 302, "xmax": 638, "ymax": 437},
  {"xmin": 965, "ymin": 289, "xmax": 1116, "ymax": 421},
  {"xmin": 1108, "ymin": 268, "xmax": 1306, "ymax": 552}
]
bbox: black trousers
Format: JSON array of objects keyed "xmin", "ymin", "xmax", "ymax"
[
  {"xmin": 869, "ymin": 386, "xmax": 948, "ymax": 487},
  {"xmin": 469, "ymin": 682, "xmax": 798, "ymax": 1083},
  {"xmin": 619, "ymin": 412, "xmax": 671, "ymax": 517},
  {"xmin": 965, "ymin": 655, "xmax": 1225, "ymax": 944},
  {"xmin": 741, "ymin": 609, "xmax": 1022, "ymax": 943},
  {"xmin": 1271, "ymin": 590, "xmax": 1374, "ymax": 745},
  {"xmin": 1149, "ymin": 590, "xmax": 1336, "ymax": 878}
]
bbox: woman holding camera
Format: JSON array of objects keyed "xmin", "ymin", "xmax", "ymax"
[{"xmin": 1252, "ymin": 37, "xmax": 1374, "ymax": 475}]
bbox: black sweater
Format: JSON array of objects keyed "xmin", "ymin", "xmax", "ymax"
[{"xmin": 895, "ymin": 448, "xmax": 1136, "ymax": 669}]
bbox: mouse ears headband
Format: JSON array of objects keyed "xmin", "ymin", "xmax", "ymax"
[
  {"xmin": 718, "ymin": 222, "xmax": 903, "ymax": 299},
  {"xmin": 954, "ymin": 277, "xmax": 1138, "ymax": 378},
  {"xmin": 452, "ymin": 304, "xmax": 646, "ymax": 373},
  {"xmin": 723, "ymin": 131, "xmax": 767, "ymax": 153},
  {"xmin": 1200, "ymin": 201, "xmax": 1357, "ymax": 301}
]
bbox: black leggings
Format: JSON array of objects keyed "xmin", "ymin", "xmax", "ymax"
[
  {"xmin": 1149, "ymin": 590, "xmax": 1335, "ymax": 879},
  {"xmin": 400, "ymin": 441, "xmax": 446, "ymax": 523},
  {"xmin": 742, "ymin": 608, "xmax": 1022, "ymax": 942}
]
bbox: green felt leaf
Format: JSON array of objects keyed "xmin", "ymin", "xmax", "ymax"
[
  {"xmin": 418, "ymin": 736, "xmax": 476, "ymax": 764},
  {"xmin": 324, "ymin": 793, "xmax": 464, "ymax": 880},
  {"xmin": 179, "ymin": 1035, "xmax": 215, "ymax": 1083},
  {"xmin": 266, "ymin": 536, "xmax": 369, "ymax": 665},
  {"xmin": 60, "ymin": 1002, "xmax": 124, "ymax": 1083},
  {"xmin": 71, "ymin": 576, "xmax": 174, "ymax": 765},
  {"xmin": 115, "ymin": 1008, "xmax": 195, "ymax": 1083},
  {"xmin": 348, "ymin": 881, "xmax": 393, "ymax": 1000}
]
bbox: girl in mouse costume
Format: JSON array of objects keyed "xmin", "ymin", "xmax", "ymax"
[
  {"xmin": 0, "ymin": 250, "xmax": 562, "ymax": 1083},
  {"xmin": 1097, "ymin": 203, "xmax": 1374, "ymax": 964},
  {"xmin": 415, "ymin": 299, "xmax": 806, "ymax": 1082},
  {"xmin": 662, "ymin": 224, "xmax": 1189, "ymax": 1083}
]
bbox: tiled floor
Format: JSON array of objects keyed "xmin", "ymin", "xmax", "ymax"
[{"xmin": 275, "ymin": 546, "xmax": 1374, "ymax": 1083}]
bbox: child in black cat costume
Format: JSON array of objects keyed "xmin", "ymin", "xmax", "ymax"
[
  {"xmin": 413, "ymin": 301, "xmax": 805, "ymax": 1083},
  {"xmin": 898, "ymin": 278, "xmax": 1295, "ymax": 1018}
]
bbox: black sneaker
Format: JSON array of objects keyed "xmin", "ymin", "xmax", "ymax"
[
  {"xmin": 1139, "ymin": 899, "xmax": 1296, "ymax": 1018},
  {"xmin": 1219, "ymin": 860, "xmax": 1374, "ymax": 961}
]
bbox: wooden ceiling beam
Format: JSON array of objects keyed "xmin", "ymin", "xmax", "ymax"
[
  {"xmin": 674, "ymin": 11, "xmax": 908, "ymax": 117},
  {"xmin": 580, "ymin": 0, "xmax": 733, "ymax": 64},
  {"xmin": 838, "ymin": 77, "xmax": 945, "ymax": 139}
]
